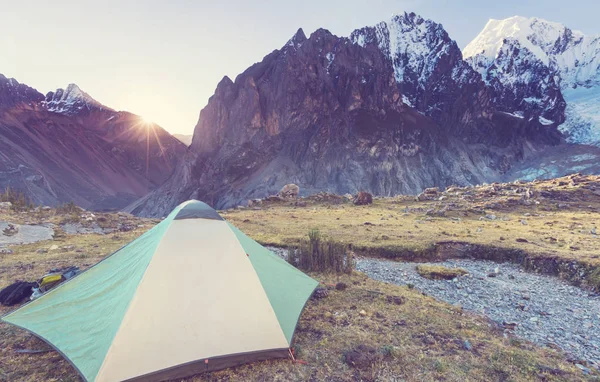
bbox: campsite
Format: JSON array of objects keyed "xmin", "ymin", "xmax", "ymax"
[
  {"xmin": 1, "ymin": 175, "xmax": 600, "ymax": 381},
  {"xmin": 2, "ymin": 1, "xmax": 600, "ymax": 380}
]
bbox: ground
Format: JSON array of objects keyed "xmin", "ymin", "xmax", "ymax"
[
  {"xmin": 1, "ymin": 174, "xmax": 599, "ymax": 381},
  {"xmin": 225, "ymin": 174, "xmax": 600, "ymax": 291}
]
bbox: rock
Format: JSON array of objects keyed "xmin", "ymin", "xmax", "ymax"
[
  {"xmin": 354, "ymin": 191, "xmax": 373, "ymax": 206},
  {"xmin": 278, "ymin": 184, "xmax": 300, "ymax": 199},
  {"xmin": 0, "ymin": 202, "xmax": 12, "ymax": 210},
  {"xmin": 49, "ymin": 245, "xmax": 59, "ymax": 251},
  {"xmin": 335, "ymin": 282, "xmax": 347, "ymax": 291},
  {"xmin": 0, "ymin": 248, "xmax": 13, "ymax": 254},
  {"xmin": 591, "ymin": 228, "xmax": 597, "ymax": 235},
  {"xmin": 516, "ymin": 238, "xmax": 528, "ymax": 243},
  {"xmin": 2, "ymin": 224, "xmax": 19, "ymax": 237},
  {"xmin": 61, "ymin": 245, "xmax": 75, "ymax": 252},
  {"xmin": 311, "ymin": 288, "xmax": 329, "ymax": 300},
  {"xmin": 36, "ymin": 248, "xmax": 48, "ymax": 254},
  {"xmin": 265, "ymin": 195, "xmax": 285, "ymax": 202},
  {"xmin": 119, "ymin": 224, "xmax": 135, "ymax": 232},
  {"xmin": 503, "ymin": 321, "xmax": 518, "ymax": 330},
  {"xmin": 324, "ymin": 312, "xmax": 332, "ymax": 318},
  {"xmin": 359, "ymin": 309, "xmax": 367, "ymax": 316},
  {"xmin": 487, "ymin": 273, "xmax": 497, "ymax": 278},
  {"xmin": 343, "ymin": 345, "xmax": 380, "ymax": 370},
  {"xmin": 386, "ymin": 295, "xmax": 405, "ymax": 305},
  {"xmin": 463, "ymin": 340, "xmax": 472, "ymax": 351},
  {"xmin": 522, "ymin": 293, "xmax": 531, "ymax": 300},
  {"xmin": 575, "ymin": 364, "xmax": 591, "ymax": 375},
  {"xmin": 294, "ymin": 201, "xmax": 307, "ymax": 207},
  {"xmin": 485, "ymin": 214, "xmax": 497, "ymax": 220}
]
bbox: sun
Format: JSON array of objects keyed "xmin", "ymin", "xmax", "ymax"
[{"xmin": 140, "ymin": 115, "xmax": 154, "ymax": 125}]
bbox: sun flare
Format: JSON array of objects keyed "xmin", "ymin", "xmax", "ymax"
[{"xmin": 140, "ymin": 115, "xmax": 154, "ymax": 125}]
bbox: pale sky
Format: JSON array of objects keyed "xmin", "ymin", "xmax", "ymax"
[{"xmin": 2, "ymin": 0, "xmax": 599, "ymax": 134}]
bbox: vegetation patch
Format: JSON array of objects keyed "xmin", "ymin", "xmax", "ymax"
[{"xmin": 416, "ymin": 264, "xmax": 468, "ymax": 280}]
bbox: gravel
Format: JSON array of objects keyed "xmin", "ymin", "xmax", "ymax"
[
  {"xmin": 0, "ymin": 222, "xmax": 54, "ymax": 247},
  {"xmin": 356, "ymin": 257, "xmax": 600, "ymax": 370}
]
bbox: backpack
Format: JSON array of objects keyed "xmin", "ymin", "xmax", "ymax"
[{"xmin": 0, "ymin": 281, "xmax": 36, "ymax": 306}]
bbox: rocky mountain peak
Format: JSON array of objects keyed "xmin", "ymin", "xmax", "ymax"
[
  {"xmin": 0, "ymin": 74, "xmax": 44, "ymax": 108},
  {"xmin": 286, "ymin": 28, "xmax": 307, "ymax": 49},
  {"xmin": 464, "ymin": 16, "xmax": 600, "ymax": 145},
  {"xmin": 44, "ymin": 83, "xmax": 111, "ymax": 116}
]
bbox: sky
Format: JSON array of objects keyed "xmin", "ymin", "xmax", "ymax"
[{"xmin": 2, "ymin": 0, "xmax": 599, "ymax": 135}]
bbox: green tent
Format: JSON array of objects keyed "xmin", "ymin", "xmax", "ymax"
[{"xmin": 2, "ymin": 200, "xmax": 318, "ymax": 382}]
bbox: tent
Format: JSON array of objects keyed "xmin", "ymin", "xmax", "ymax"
[{"xmin": 1, "ymin": 200, "xmax": 318, "ymax": 381}]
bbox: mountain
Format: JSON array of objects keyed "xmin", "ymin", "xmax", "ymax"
[
  {"xmin": 173, "ymin": 134, "xmax": 193, "ymax": 146},
  {"xmin": 463, "ymin": 16, "xmax": 600, "ymax": 145},
  {"xmin": 0, "ymin": 74, "xmax": 187, "ymax": 210},
  {"xmin": 129, "ymin": 12, "xmax": 564, "ymax": 217}
]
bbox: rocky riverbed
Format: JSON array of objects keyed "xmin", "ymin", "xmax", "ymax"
[
  {"xmin": 0, "ymin": 222, "xmax": 54, "ymax": 248},
  {"xmin": 267, "ymin": 246, "xmax": 599, "ymax": 372},
  {"xmin": 356, "ymin": 257, "xmax": 600, "ymax": 372}
]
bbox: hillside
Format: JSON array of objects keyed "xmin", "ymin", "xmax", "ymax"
[{"xmin": 0, "ymin": 75, "xmax": 186, "ymax": 211}]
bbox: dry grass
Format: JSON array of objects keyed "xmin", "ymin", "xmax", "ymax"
[
  {"xmin": 416, "ymin": 264, "xmax": 469, "ymax": 280},
  {"xmin": 1, "ymin": 176, "xmax": 599, "ymax": 380},
  {"xmin": 222, "ymin": 174, "xmax": 600, "ymax": 289},
  {"xmin": 0, "ymin": 271, "xmax": 591, "ymax": 381}
]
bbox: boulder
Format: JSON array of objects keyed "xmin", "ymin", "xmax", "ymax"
[
  {"xmin": 343, "ymin": 345, "xmax": 381, "ymax": 370},
  {"xmin": 0, "ymin": 202, "xmax": 12, "ymax": 210},
  {"xmin": 354, "ymin": 191, "xmax": 373, "ymax": 206},
  {"xmin": 278, "ymin": 184, "xmax": 300, "ymax": 199}
]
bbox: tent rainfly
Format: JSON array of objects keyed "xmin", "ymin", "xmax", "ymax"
[{"xmin": 2, "ymin": 200, "xmax": 318, "ymax": 381}]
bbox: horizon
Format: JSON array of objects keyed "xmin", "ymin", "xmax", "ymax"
[{"xmin": 2, "ymin": 0, "xmax": 599, "ymax": 135}]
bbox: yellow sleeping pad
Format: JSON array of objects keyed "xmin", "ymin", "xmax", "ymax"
[{"xmin": 38, "ymin": 274, "xmax": 64, "ymax": 291}]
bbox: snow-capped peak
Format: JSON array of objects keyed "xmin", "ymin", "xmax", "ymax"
[
  {"xmin": 44, "ymin": 83, "xmax": 110, "ymax": 115},
  {"xmin": 350, "ymin": 12, "xmax": 453, "ymax": 84},
  {"xmin": 464, "ymin": 16, "xmax": 600, "ymax": 88}
]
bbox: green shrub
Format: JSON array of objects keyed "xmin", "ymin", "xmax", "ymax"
[
  {"xmin": 0, "ymin": 186, "xmax": 35, "ymax": 211},
  {"xmin": 287, "ymin": 228, "xmax": 355, "ymax": 274}
]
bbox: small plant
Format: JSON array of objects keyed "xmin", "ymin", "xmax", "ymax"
[
  {"xmin": 380, "ymin": 345, "xmax": 399, "ymax": 358},
  {"xmin": 287, "ymin": 228, "xmax": 355, "ymax": 274},
  {"xmin": 0, "ymin": 186, "xmax": 36, "ymax": 211}
]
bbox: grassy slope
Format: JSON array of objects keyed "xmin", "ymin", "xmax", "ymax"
[{"xmin": 1, "ymin": 176, "xmax": 599, "ymax": 381}]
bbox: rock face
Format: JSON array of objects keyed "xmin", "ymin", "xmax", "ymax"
[
  {"xmin": 0, "ymin": 75, "xmax": 186, "ymax": 210},
  {"xmin": 464, "ymin": 16, "xmax": 600, "ymax": 145},
  {"xmin": 130, "ymin": 13, "xmax": 564, "ymax": 217}
]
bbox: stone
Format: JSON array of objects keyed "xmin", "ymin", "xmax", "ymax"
[
  {"xmin": 343, "ymin": 345, "xmax": 380, "ymax": 370},
  {"xmin": 485, "ymin": 214, "xmax": 497, "ymax": 220},
  {"xmin": 520, "ymin": 219, "xmax": 528, "ymax": 225},
  {"xmin": 359, "ymin": 309, "xmax": 367, "ymax": 316},
  {"xmin": 311, "ymin": 288, "xmax": 329, "ymax": 300},
  {"xmin": 503, "ymin": 321, "xmax": 518, "ymax": 330},
  {"xmin": 278, "ymin": 184, "xmax": 300, "ymax": 199},
  {"xmin": 463, "ymin": 340, "xmax": 472, "ymax": 351},
  {"xmin": 0, "ymin": 202, "xmax": 12, "ymax": 210},
  {"xmin": 335, "ymin": 282, "xmax": 347, "ymax": 291},
  {"xmin": 354, "ymin": 191, "xmax": 373, "ymax": 206},
  {"xmin": 49, "ymin": 245, "xmax": 59, "ymax": 251},
  {"xmin": 119, "ymin": 224, "xmax": 135, "ymax": 232},
  {"xmin": 0, "ymin": 248, "xmax": 13, "ymax": 254},
  {"xmin": 36, "ymin": 248, "xmax": 48, "ymax": 254}
]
